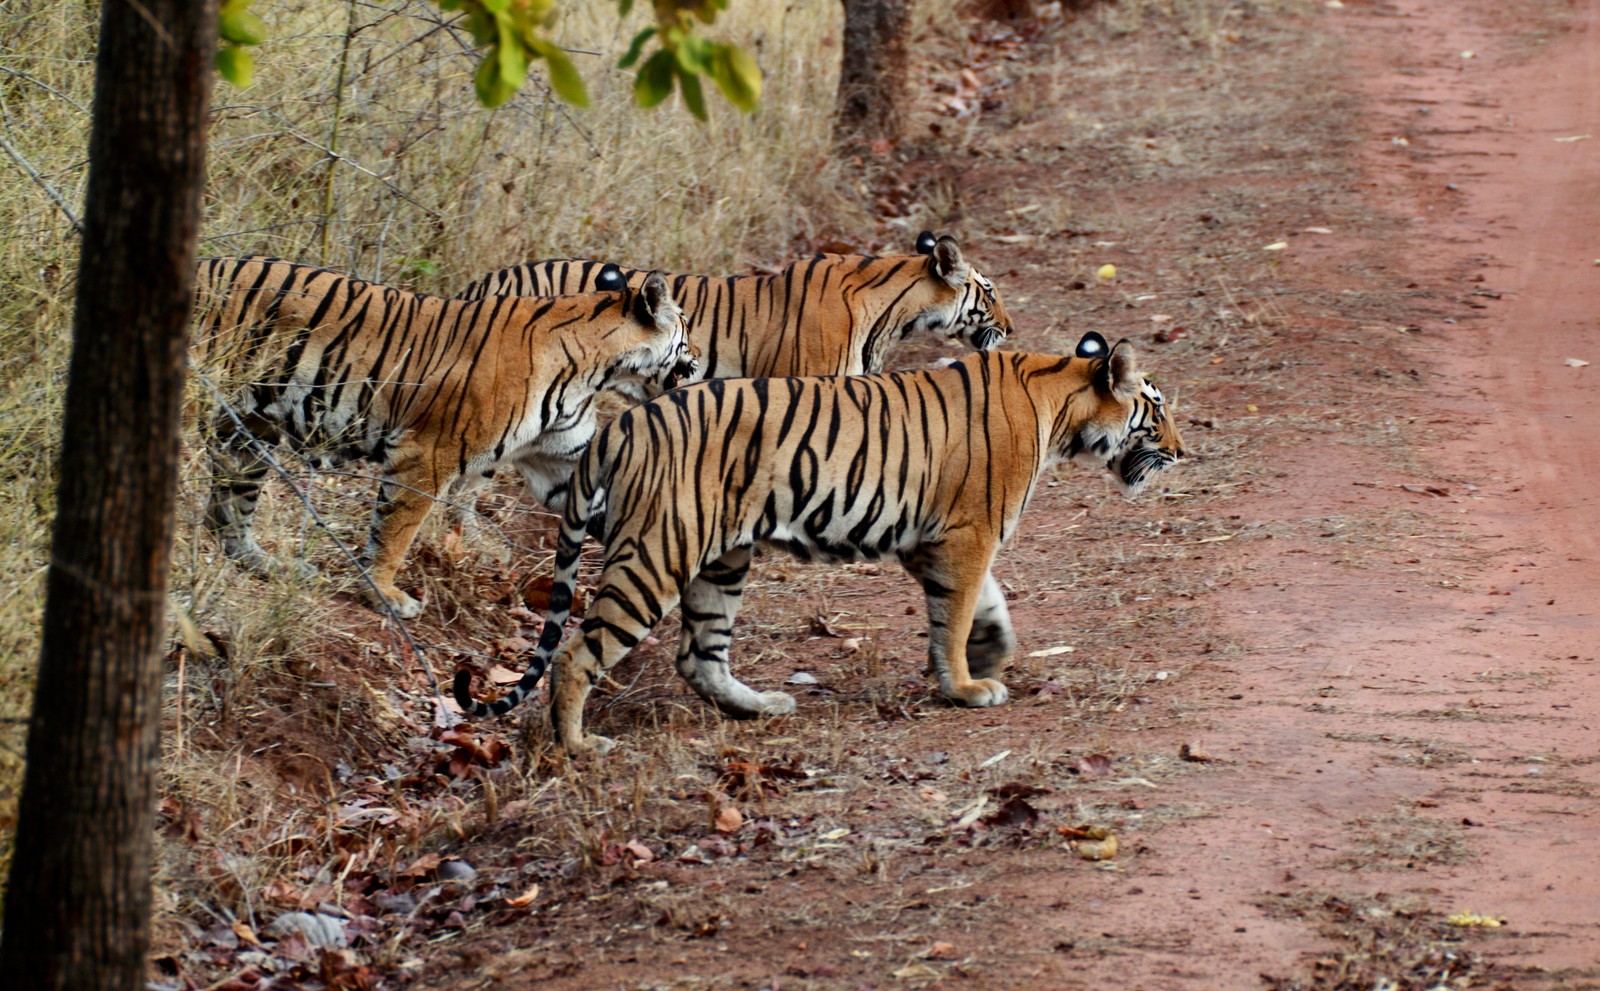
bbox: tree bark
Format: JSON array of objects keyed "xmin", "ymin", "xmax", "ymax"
[
  {"xmin": 835, "ymin": 0, "xmax": 911, "ymax": 147},
  {"xmin": 0, "ymin": 1, "xmax": 212, "ymax": 988}
]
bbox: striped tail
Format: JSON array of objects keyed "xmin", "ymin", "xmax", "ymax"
[{"xmin": 452, "ymin": 449, "xmax": 606, "ymax": 719}]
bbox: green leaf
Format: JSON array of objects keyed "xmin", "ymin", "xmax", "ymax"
[
  {"xmin": 674, "ymin": 33, "xmax": 709, "ymax": 75},
  {"xmin": 462, "ymin": 8, "xmax": 496, "ymax": 45},
  {"xmin": 677, "ymin": 65, "xmax": 706, "ymax": 120},
  {"xmin": 634, "ymin": 49, "xmax": 675, "ymax": 109},
  {"xmin": 709, "ymin": 43, "xmax": 760, "ymax": 112},
  {"xmin": 540, "ymin": 43, "xmax": 589, "ymax": 107},
  {"xmin": 475, "ymin": 54, "xmax": 517, "ymax": 108},
  {"xmin": 219, "ymin": 9, "xmax": 267, "ymax": 46},
  {"xmin": 496, "ymin": 20, "xmax": 528, "ymax": 89},
  {"xmin": 479, "ymin": 0, "xmax": 511, "ymax": 13},
  {"xmin": 617, "ymin": 0, "xmax": 634, "ymax": 16},
  {"xmin": 215, "ymin": 44, "xmax": 254, "ymax": 88},
  {"xmin": 618, "ymin": 26, "xmax": 655, "ymax": 69},
  {"xmin": 398, "ymin": 258, "xmax": 441, "ymax": 277}
]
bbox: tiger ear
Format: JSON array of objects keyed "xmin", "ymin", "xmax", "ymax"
[
  {"xmin": 914, "ymin": 230, "xmax": 937, "ymax": 255},
  {"xmin": 638, "ymin": 271, "xmax": 675, "ymax": 329},
  {"xmin": 596, "ymin": 263, "xmax": 626, "ymax": 292},
  {"xmin": 930, "ymin": 236, "xmax": 970, "ymax": 288},
  {"xmin": 1074, "ymin": 331, "xmax": 1109, "ymax": 359},
  {"xmin": 1095, "ymin": 339, "xmax": 1141, "ymax": 399}
]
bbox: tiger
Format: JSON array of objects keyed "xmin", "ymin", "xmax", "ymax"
[
  {"xmin": 453, "ymin": 331, "xmax": 1186, "ymax": 753},
  {"xmin": 190, "ymin": 255, "xmax": 697, "ymax": 619},
  {"xmin": 455, "ymin": 230, "xmax": 1012, "ymax": 380}
]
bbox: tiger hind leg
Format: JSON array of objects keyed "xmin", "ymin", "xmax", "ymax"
[
  {"xmin": 965, "ymin": 572, "xmax": 1016, "ymax": 681},
  {"xmin": 674, "ymin": 547, "xmax": 796, "ymax": 719},
  {"xmin": 551, "ymin": 579, "xmax": 680, "ymax": 754},
  {"xmin": 904, "ymin": 538, "xmax": 1011, "ymax": 707},
  {"xmin": 205, "ymin": 412, "xmax": 317, "ymax": 580}
]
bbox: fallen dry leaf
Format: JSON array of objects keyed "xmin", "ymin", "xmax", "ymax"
[
  {"xmin": 979, "ymin": 748, "xmax": 1012, "ymax": 769},
  {"xmin": 522, "ymin": 575, "xmax": 587, "ymax": 615},
  {"xmin": 1073, "ymin": 834, "xmax": 1119, "ymax": 861},
  {"xmin": 713, "ymin": 803, "xmax": 744, "ymax": 834},
  {"xmin": 230, "ymin": 920, "xmax": 260, "ymax": 947},
  {"xmin": 982, "ymin": 795, "xmax": 1040, "ymax": 829},
  {"xmin": 1564, "ymin": 357, "xmax": 1589, "ymax": 368},
  {"xmin": 809, "ymin": 614, "xmax": 847, "ymax": 638},
  {"xmin": 1068, "ymin": 753, "xmax": 1114, "ymax": 777},
  {"xmin": 1026, "ymin": 644, "xmax": 1074, "ymax": 658},
  {"xmin": 505, "ymin": 883, "xmax": 542, "ymax": 908},
  {"xmin": 1179, "ymin": 742, "xmax": 1216, "ymax": 763},
  {"xmin": 397, "ymin": 852, "xmax": 443, "ymax": 879},
  {"xmin": 488, "ymin": 664, "xmax": 523, "ymax": 686},
  {"xmin": 622, "ymin": 840, "xmax": 655, "ymax": 864}
]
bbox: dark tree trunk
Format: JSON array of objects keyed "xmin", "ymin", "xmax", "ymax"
[
  {"xmin": 0, "ymin": 1, "xmax": 212, "ymax": 988},
  {"xmin": 835, "ymin": 0, "xmax": 911, "ymax": 146}
]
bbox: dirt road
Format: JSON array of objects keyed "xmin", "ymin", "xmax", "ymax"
[
  {"xmin": 1076, "ymin": 0, "xmax": 1600, "ymax": 985},
  {"xmin": 418, "ymin": 2, "xmax": 1600, "ymax": 987}
]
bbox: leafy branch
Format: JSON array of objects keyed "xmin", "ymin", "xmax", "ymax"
[{"xmin": 213, "ymin": 0, "xmax": 762, "ymax": 118}]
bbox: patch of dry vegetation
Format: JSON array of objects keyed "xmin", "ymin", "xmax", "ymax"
[{"xmin": 1259, "ymin": 889, "xmax": 1499, "ymax": 991}]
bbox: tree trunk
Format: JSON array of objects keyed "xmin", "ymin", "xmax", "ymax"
[
  {"xmin": 835, "ymin": 0, "xmax": 911, "ymax": 147},
  {"xmin": 0, "ymin": 1, "xmax": 212, "ymax": 988}
]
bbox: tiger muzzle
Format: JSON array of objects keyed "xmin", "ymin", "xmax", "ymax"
[
  {"xmin": 663, "ymin": 351, "xmax": 699, "ymax": 390},
  {"xmin": 971, "ymin": 325, "xmax": 1005, "ymax": 351}
]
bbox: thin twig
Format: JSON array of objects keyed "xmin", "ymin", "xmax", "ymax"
[
  {"xmin": 0, "ymin": 65, "xmax": 90, "ymax": 114},
  {"xmin": 319, "ymin": 0, "xmax": 361, "ymax": 266},
  {"xmin": 0, "ymin": 132, "xmax": 81, "ymax": 232}
]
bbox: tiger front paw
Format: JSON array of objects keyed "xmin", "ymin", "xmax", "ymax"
[
  {"xmin": 945, "ymin": 678, "xmax": 1010, "ymax": 708},
  {"xmin": 366, "ymin": 583, "xmax": 423, "ymax": 620}
]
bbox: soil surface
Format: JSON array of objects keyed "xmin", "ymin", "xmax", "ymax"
[{"xmin": 369, "ymin": 1, "xmax": 1600, "ymax": 988}]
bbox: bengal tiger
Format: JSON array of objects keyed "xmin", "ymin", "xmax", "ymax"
[
  {"xmin": 453, "ymin": 332, "xmax": 1186, "ymax": 752},
  {"xmin": 191, "ymin": 255, "xmax": 697, "ymax": 619},
  {"xmin": 455, "ymin": 231, "xmax": 1012, "ymax": 380}
]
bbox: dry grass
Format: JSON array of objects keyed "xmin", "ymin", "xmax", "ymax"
[{"xmin": 1259, "ymin": 889, "xmax": 1498, "ymax": 991}]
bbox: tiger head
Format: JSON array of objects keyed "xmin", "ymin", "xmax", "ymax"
[
  {"xmin": 603, "ymin": 268, "xmax": 699, "ymax": 401},
  {"xmin": 903, "ymin": 231, "xmax": 1012, "ymax": 352},
  {"xmin": 1060, "ymin": 331, "xmax": 1186, "ymax": 497}
]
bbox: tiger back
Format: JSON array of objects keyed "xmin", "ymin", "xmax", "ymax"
[
  {"xmin": 454, "ymin": 332, "xmax": 1186, "ymax": 753},
  {"xmin": 192, "ymin": 255, "xmax": 695, "ymax": 619},
  {"xmin": 455, "ymin": 231, "xmax": 1012, "ymax": 379}
]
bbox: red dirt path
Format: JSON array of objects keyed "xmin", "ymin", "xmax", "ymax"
[{"xmin": 1088, "ymin": 0, "xmax": 1600, "ymax": 984}]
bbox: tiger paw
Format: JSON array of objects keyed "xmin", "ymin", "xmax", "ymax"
[
  {"xmin": 228, "ymin": 543, "xmax": 318, "ymax": 582},
  {"xmin": 562, "ymin": 733, "xmax": 616, "ymax": 756},
  {"xmin": 945, "ymin": 678, "xmax": 1010, "ymax": 708},
  {"xmin": 757, "ymin": 691, "xmax": 797, "ymax": 716},
  {"xmin": 366, "ymin": 584, "xmax": 423, "ymax": 620}
]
